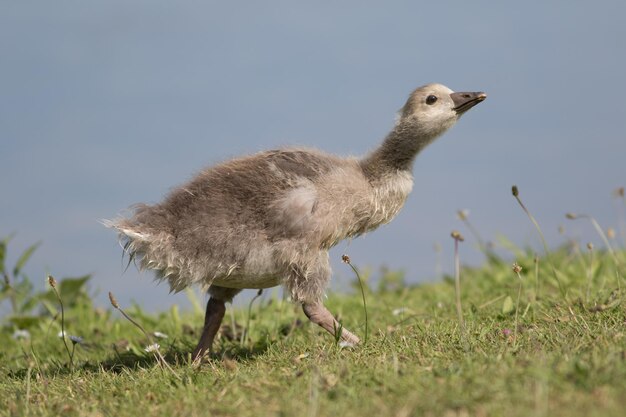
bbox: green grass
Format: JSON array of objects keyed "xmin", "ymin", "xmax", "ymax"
[{"xmin": 1, "ymin": 245, "xmax": 626, "ymax": 417}]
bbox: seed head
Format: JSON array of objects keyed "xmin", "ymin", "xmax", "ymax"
[
  {"xmin": 565, "ymin": 213, "xmax": 578, "ymax": 220},
  {"xmin": 614, "ymin": 187, "xmax": 624, "ymax": 198},
  {"xmin": 47, "ymin": 275, "xmax": 57, "ymax": 288},
  {"xmin": 512, "ymin": 262, "xmax": 523, "ymax": 274},
  {"xmin": 108, "ymin": 291, "xmax": 120, "ymax": 309},
  {"xmin": 607, "ymin": 228, "xmax": 616, "ymax": 240},
  {"xmin": 511, "ymin": 185, "xmax": 519, "ymax": 197},
  {"xmin": 450, "ymin": 230, "xmax": 465, "ymax": 242},
  {"xmin": 586, "ymin": 242, "xmax": 594, "ymax": 251},
  {"xmin": 456, "ymin": 209, "xmax": 469, "ymax": 221},
  {"xmin": 341, "ymin": 254, "xmax": 351, "ymax": 264}
]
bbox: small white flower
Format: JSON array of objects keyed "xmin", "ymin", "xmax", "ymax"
[
  {"xmin": 392, "ymin": 307, "xmax": 413, "ymax": 316},
  {"xmin": 57, "ymin": 331, "xmax": 83, "ymax": 344},
  {"xmin": 153, "ymin": 331, "xmax": 169, "ymax": 339},
  {"xmin": 12, "ymin": 329, "xmax": 31, "ymax": 340},
  {"xmin": 339, "ymin": 341, "xmax": 355, "ymax": 349},
  {"xmin": 144, "ymin": 343, "xmax": 160, "ymax": 353}
]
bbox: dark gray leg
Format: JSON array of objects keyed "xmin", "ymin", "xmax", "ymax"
[
  {"xmin": 302, "ymin": 302, "xmax": 360, "ymax": 345},
  {"xmin": 192, "ymin": 286, "xmax": 241, "ymax": 361},
  {"xmin": 192, "ymin": 297, "xmax": 225, "ymax": 360},
  {"xmin": 284, "ymin": 251, "xmax": 360, "ymax": 345}
]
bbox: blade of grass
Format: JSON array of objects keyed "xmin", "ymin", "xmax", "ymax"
[{"xmin": 13, "ymin": 242, "xmax": 41, "ymax": 278}]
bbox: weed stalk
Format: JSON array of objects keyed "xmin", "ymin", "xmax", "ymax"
[
  {"xmin": 451, "ymin": 231, "xmax": 466, "ymax": 346},
  {"xmin": 108, "ymin": 291, "xmax": 180, "ymax": 378},
  {"xmin": 533, "ymin": 255, "xmax": 540, "ymax": 302},
  {"xmin": 48, "ymin": 275, "xmax": 73, "ymax": 371},
  {"xmin": 512, "ymin": 263, "xmax": 523, "ymax": 346},
  {"xmin": 586, "ymin": 243, "xmax": 594, "ymax": 302},
  {"xmin": 342, "ymin": 254, "xmax": 368, "ymax": 344},
  {"xmin": 566, "ymin": 213, "xmax": 622, "ymax": 290},
  {"xmin": 241, "ymin": 289, "xmax": 263, "ymax": 347},
  {"xmin": 511, "ymin": 186, "xmax": 565, "ymax": 296},
  {"xmin": 614, "ymin": 187, "xmax": 625, "ymax": 246},
  {"xmin": 457, "ymin": 210, "xmax": 495, "ymax": 261}
]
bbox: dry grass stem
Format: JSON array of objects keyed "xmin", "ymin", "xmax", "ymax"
[
  {"xmin": 566, "ymin": 213, "xmax": 622, "ymax": 289},
  {"xmin": 451, "ymin": 231, "xmax": 466, "ymax": 344},
  {"xmin": 512, "ymin": 263, "xmax": 523, "ymax": 346},
  {"xmin": 108, "ymin": 291, "xmax": 180, "ymax": 378},
  {"xmin": 586, "ymin": 243, "xmax": 594, "ymax": 302},
  {"xmin": 457, "ymin": 209, "xmax": 493, "ymax": 260},
  {"xmin": 511, "ymin": 185, "xmax": 564, "ymax": 296},
  {"xmin": 342, "ymin": 254, "xmax": 369, "ymax": 344},
  {"xmin": 614, "ymin": 187, "xmax": 626, "ymax": 246},
  {"xmin": 48, "ymin": 275, "xmax": 73, "ymax": 370},
  {"xmin": 241, "ymin": 289, "xmax": 263, "ymax": 346}
]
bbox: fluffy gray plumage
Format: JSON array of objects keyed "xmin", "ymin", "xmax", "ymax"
[{"xmin": 106, "ymin": 83, "xmax": 486, "ymax": 357}]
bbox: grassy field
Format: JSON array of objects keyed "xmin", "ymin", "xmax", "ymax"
[{"xmin": 1, "ymin": 232, "xmax": 626, "ymax": 416}]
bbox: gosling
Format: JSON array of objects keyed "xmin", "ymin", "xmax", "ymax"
[{"xmin": 106, "ymin": 83, "xmax": 486, "ymax": 359}]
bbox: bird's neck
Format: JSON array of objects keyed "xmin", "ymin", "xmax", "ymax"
[{"xmin": 360, "ymin": 121, "xmax": 439, "ymax": 180}]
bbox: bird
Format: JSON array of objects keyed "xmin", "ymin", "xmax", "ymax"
[{"xmin": 106, "ymin": 83, "xmax": 486, "ymax": 360}]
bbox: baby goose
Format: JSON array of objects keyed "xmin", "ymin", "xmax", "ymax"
[{"xmin": 107, "ymin": 83, "xmax": 486, "ymax": 359}]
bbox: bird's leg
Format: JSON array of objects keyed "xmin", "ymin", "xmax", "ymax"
[
  {"xmin": 192, "ymin": 297, "xmax": 226, "ymax": 361},
  {"xmin": 302, "ymin": 302, "xmax": 360, "ymax": 346},
  {"xmin": 192, "ymin": 286, "xmax": 241, "ymax": 361}
]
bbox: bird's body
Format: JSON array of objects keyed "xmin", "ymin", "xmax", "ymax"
[
  {"xmin": 114, "ymin": 148, "xmax": 412, "ymax": 299},
  {"xmin": 107, "ymin": 83, "xmax": 486, "ymax": 359}
]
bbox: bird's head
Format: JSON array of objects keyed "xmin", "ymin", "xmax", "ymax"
[{"xmin": 398, "ymin": 83, "xmax": 486, "ymax": 140}]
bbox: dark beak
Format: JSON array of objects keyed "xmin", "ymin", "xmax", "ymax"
[{"xmin": 450, "ymin": 91, "xmax": 487, "ymax": 115}]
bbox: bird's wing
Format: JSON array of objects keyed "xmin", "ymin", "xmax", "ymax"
[
  {"xmin": 263, "ymin": 149, "xmax": 343, "ymax": 240},
  {"xmin": 263, "ymin": 149, "xmax": 338, "ymax": 181}
]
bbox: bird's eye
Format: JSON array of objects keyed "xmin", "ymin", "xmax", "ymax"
[{"xmin": 426, "ymin": 95, "xmax": 438, "ymax": 105}]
